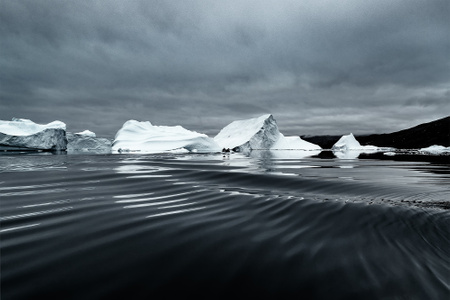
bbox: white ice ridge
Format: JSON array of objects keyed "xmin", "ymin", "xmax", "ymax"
[
  {"xmin": 112, "ymin": 120, "xmax": 221, "ymax": 153},
  {"xmin": 271, "ymin": 135, "xmax": 321, "ymax": 150},
  {"xmin": 75, "ymin": 130, "xmax": 96, "ymax": 138},
  {"xmin": 332, "ymin": 133, "xmax": 379, "ymax": 152},
  {"xmin": 418, "ymin": 145, "xmax": 450, "ymax": 155},
  {"xmin": 0, "ymin": 118, "xmax": 66, "ymax": 136},
  {"xmin": 0, "ymin": 118, "xmax": 67, "ymax": 150},
  {"xmin": 214, "ymin": 114, "xmax": 321, "ymax": 152}
]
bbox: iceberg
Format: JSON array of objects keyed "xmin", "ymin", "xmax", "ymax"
[
  {"xmin": 112, "ymin": 120, "xmax": 221, "ymax": 153},
  {"xmin": 331, "ymin": 133, "xmax": 390, "ymax": 159},
  {"xmin": 418, "ymin": 145, "xmax": 450, "ymax": 155},
  {"xmin": 271, "ymin": 135, "xmax": 321, "ymax": 150},
  {"xmin": 214, "ymin": 114, "xmax": 321, "ymax": 153},
  {"xmin": 0, "ymin": 118, "xmax": 67, "ymax": 151},
  {"xmin": 332, "ymin": 133, "xmax": 379, "ymax": 152},
  {"xmin": 66, "ymin": 131, "xmax": 112, "ymax": 153},
  {"xmin": 214, "ymin": 114, "xmax": 279, "ymax": 152}
]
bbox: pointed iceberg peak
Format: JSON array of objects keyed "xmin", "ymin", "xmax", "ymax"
[
  {"xmin": 214, "ymin": 114, "xmax": 321, "ymax": 152},
  {"xmin": 332, "ymin": 133, "xmax": 380, "ymax": 154},
  {"xmin": 112, "ymin": 120, "xmax": 221, "ymax": 153},
  {"xmin": 214, "ymin": 114, "xmax": 280, "ymax": 152},
  {"xmin": 332, "ymin": 133, "xmax": 362, "ymax": 151}
]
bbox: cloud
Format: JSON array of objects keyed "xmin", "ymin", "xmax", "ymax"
[{"xmin": 1, "ymin": 0, "xmax": 449, "ymax": 137}]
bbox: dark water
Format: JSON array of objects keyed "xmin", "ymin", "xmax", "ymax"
[{"xmin": 1, "ymin": 152, "xmax": 449, "ymax": 299}]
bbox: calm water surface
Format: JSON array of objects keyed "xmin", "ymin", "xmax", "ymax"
[{"xmin": 1, "ymin": 152, "xmax": 449, "ymax": 299}]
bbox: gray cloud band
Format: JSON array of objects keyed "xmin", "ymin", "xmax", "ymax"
[{"xmin": 1, "ymin": 0, "xmax": 449, "ymax": 137}]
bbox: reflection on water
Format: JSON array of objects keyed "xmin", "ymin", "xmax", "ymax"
[
  {"xmin": 0, "ymin": 223, "xmax": 41, "ymax": 233},
  {"xmin": 0, "ymin": 152, "xmax": 449, "ymax": 299},
  {"xmin": 0, "ymin": 154, "xmax": 68, "ymax": 172},
  {"xmin": 249, "ymin": 149, "xmax": 322, "ymax": 159},
  {"xmin": 333, "ymin": 150, "xmax": 361, "ymax": 159}
]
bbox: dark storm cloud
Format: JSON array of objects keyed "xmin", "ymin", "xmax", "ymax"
[{"xmin": 1, "ymin": 0, "xmax": 449, "ymax": 137}]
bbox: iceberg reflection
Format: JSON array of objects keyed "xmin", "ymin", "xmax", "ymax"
[{"xmin": 249, "ymin": 149, "xmax": 321, "ymax": 159}]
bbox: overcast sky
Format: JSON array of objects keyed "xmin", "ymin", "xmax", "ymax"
[{"xmin": 1, "ymin": 0, "xmax": 449, "ymax": 138}]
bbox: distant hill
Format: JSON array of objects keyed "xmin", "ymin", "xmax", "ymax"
[{"xmin": 302, "ymin": 116, "xmax": 450, "ymax": 149}]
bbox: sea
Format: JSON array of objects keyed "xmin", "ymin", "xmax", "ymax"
[{"xmin": 1, "ymin": 151, "xmax": 449, "ymax": 299}]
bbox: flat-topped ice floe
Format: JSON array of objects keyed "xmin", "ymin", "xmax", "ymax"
[
  {"xmin": 0, "ymin": 118, "xmax": 67, "ymax": 151},
  {"xmin": 214, "ymin": 114, "xmax": 321, "ymax": 152},
  {"xmin": 112, "ymin": 120, "xmax": 221, "ymax": 153}
]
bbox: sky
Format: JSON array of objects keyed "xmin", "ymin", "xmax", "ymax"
[{"xmin": 1, "ymin": 0, "xmax": 449, "ymax": 138}]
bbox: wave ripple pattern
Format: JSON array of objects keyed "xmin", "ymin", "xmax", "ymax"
[{"xmin": 1, "ymin": 153, "xmax": 449, "ymax": 299}]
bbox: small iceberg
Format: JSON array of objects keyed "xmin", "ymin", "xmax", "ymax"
[
  {"xmin": 67, "ymin": 130, "xmax": 111, "ymax": 154},
  {"xmin": 332, "ymin": 133, "xmax": 385, "ymax": 159},
  {"xmin": 112, "ymin": 120, "xmax": 221, "ymax": 153},
  {"xmin": 332, "ymin": 133, "xmax": 379, "ymax": 152},
  {"xmin": 418, "ymin": 145, "xmax": 450, "ymax": 155},
  {"xmin": 0, "ymin": 118, "xmax": 67, "ymax": 151},
  {"xmin": 214, "ymin": 114, "xmax": 321, "ymax": 153}
]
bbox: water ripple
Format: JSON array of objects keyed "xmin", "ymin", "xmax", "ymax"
[{"xmin": 0, "ymin": 153, "xmax": 448, "ymax": 299}]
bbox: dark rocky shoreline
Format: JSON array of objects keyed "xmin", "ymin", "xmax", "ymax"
[{"xmin": 302, "ymin": 116, "xmax": 449, "ymax": 149}]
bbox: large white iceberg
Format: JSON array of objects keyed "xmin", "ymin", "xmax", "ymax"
[
  {"xmin": 0, "ymin": 118, "xmax": 67, "ymax": 150},
  {"xmin": 214, "ymin": 114, "xmax": 321, "ymax": 152},
  {"xmin": 214, "ymin": 114, "xmax": 279, "ymax": 151},
  {"xmin": 67, "ymin": 131, "xmax": 112, "ymax": 153},
  {"xmin": 112, "ymin": 120, "xmax": 221, "ymax": 153}
]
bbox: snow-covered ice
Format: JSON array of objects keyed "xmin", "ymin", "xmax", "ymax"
[
  {"xmin": 112, "ymin": 120, "xmax": 221, "ymax": 153},
  {"xmin": 271, "ymin": 135, "xmax": 321, "ymax": 150},
  {"xmin": 0, "ymin": 118, "xmax": 66, "ymax": 136},
  {"xmin": 75, "ymin": 130, "xmax": 96, "ymax": 138},
  {"xmin": 418, "ymin": 145, "xmax": 450, "ymax": 155},
  {"xmin": 214, "ymin": 114, "xmax": 321, "ymax": 152},
  {"xmin": 0, "ymin": 118, "xmax": 67, "ymax": 150},
  {"xmin": 331, "ymin": 133, "xmax": 394, "ymax": 159},
  {"xmin": 332, "ymin": 133, "xmax": 379, "ymax": 152},
  {"xmin": 332, "ymin": 133, "xmax": 376, "ymax": 152},
  {"xmin": 214, "ymin": 114, "xmax": 279, "ymax": 152}
]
